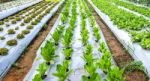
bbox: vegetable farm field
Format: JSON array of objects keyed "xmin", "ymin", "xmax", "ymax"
[{"xmin": 0, "ymin": 0, "xmax": 150, "ymax": 81}]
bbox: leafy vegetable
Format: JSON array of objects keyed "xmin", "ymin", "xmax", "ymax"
[
  {"xmin": 107, "ymin": 66, "xmax": 124, "ymax": 81},
  {"xmin": 41, "ymin": 40, "xmax": 57, "ymax": 64},
  {"xmin": 93, "ymin": 27, "xmax": 101, "ymax": 42},
  {"xmin": 82, "ymin": 73, "xmax": 101, "ymax": 81},
  {"xmin": 53, "ymin": 60, "xmax": 72, "ymax": 81},
  {"xmin": 32, "ymin": 74, "xmax": 42, "ymax": 81},
  {"xmin": 37, "ymin": 62, "xmax": 48, "ymax": 76},
  {"xmin": 98, "ymin": 42, "xmax": 107, "ymax": 52},
  {"xmin": 98, "ymin": 50, "xmax": 112, "ymax": 73},
  {"xmin": 62, "ymin": 28, "xmax": 73, "ymax": 47},
  {"xmin": 63, "ymin": 48, "xmax": 73, "ymax": 60},
  {"xmin": 52, "ymin": 25, "xmax": 64, "ymax": 45}
]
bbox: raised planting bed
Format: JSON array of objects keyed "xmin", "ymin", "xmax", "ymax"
[
  {"xmin": 111, "ymin": 0, "xmax": 150, "ymax": 18},
  {"xmin": 0, "ymin": 0, "xmax": 42, "ymax": 20},
  {"xmin": 0, "ymin": 0, "xmax": 64, "ymax": 79},
  {"xmin": 24, "ymin": 0, "xmax": 124, "ymax": 81},
  {"xmin": 89, "ymin": 0, "xmax": 150, "ymax": 77}
]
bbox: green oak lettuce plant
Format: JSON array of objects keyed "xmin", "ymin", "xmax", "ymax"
[
  {"xmin": 53, "ymin": 60, "xmax": 73, "ymax": 81},
  {"xmin": 98, "ymin": 50, "xmax": 112, "ymax": 73},
  {"xmin": 82, "ymin": 73, "xmax": 100, "ymax": 81},
  {"xmin": 98, "ymin": 42, "xmax": 107, "ymax": 52},
  {"xmin": 63, "ymin": 48, "xmax": 73, "ymax": 60},
  {"xmin": 85, "ymin": 44, "xmax": 93, "ymax": 54},
  {"xmin": 82, "ymin": 63, "xmax": 101, "ymax": 81},
  {"xmin": 52, "ymin": 25, "xmax": 64, "ymax": 45},
  {"xmin": 33, "ymin": 74, "xmax": 42, "ymax": 81},
  {"xmin": 41, "ymin": 40, "xmax": 57, "ymax": 65},
  {"xmin": 81, "ymin": 29, "xmax": 89, "ymax": 46},
  {"xmin": 60, "ymin": 0, "xmax": 70, "ymax": 24},
  {"xmin": 62, "ymin": 28, "xmax": 73, "ymax": 47},
  {"xmin": 37, "ymin": 62, "xmax": 49, "ymax": 79},
  {"xmin": 32, "ymin": 62, "xmax": 49, "ymax": 80},
  {"xmin": 83, "ymin": 44, "xmax": 94, "ymax": 68},
  {"xmin": 106, "ymin": 66, "xmax": 124, "ymax": 81},
  {"xmin": 93, "ymin": 26, "xmax": 101, "ymax": 42}
]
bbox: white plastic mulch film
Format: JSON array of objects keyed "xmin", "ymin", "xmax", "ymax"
[
  {"xmin": 24, "ymin": 0, "xmax": 114, "ymax": 81},
  {"xmin": 88, "ymin": 0, "xmax": 150, "ymax": 77},
  {"xmin": 0, "ymin": 0, "xmax": 39, "ymax": 11},
  {"xmin": 0, "ymin": 0, "xmax": 42, "ymax": 20},
  {"xmin": 0, "ymin": 1, "xmax": 64, "ymax": 79}
]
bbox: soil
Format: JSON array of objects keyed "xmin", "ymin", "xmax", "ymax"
[
  {"xmin": 124, "ymin": 71, "xmax": 147, "ymax": 81},
  {"xmin": 86, "ymin": 1, "xmax": 148, "ymax": 81},
  {"xmin": 2, "ymin": 3, "xmax": 63, "ymax": 81}
]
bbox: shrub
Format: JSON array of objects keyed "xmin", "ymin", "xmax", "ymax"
[
  {"xmin": 0, "ymin": 36, "xmax": 5, "ymax": 40},
  {"xmin": 7, "ymin": 39, "xmax": 17, "ymax": 46},
  {"xmin": 0, "ymin": 21, "xmax": 4, "ymax": 25},
  {"xmin": 8, "ymin": 29, "xmax": 15, "ymax": 34},
  {"xmin": 0, "ymin": 48, "xmax": 9, "ymax": 55},
  {"xmin": 0, "ymin": 27, "xmax": 3, "ymax": 31},
  {"xmin": 17, "ymin": 33, "xmax": 24, "ymax": 39},
  {"xmin": 27, "ymin": 25, "xmax": 33, "ymax": 29},
  {"xmin": 22, "ymin": 30, "xmax": 30, "ymax": 34}
]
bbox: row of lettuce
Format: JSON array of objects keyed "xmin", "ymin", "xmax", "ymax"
[
  {"xmin": 92, "ymin": 0, "xmax": 150, "ymax": 50},
  {"xmin": 0, "ymin": 1, "xmax": 57, "ymax": 55},
  {"xmin": 111, "ymin": 0, "xmax": 150, "ymax": 18},
  {"xmin": 32, "ymin": 0, "xmax": 125, "ymax": 81}
]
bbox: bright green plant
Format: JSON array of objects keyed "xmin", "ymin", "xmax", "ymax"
[
  {"xmin": 81, "ymin": 29, "xmax": 89, "ymax": 45},
  {"xmin": 82, "ymin": 61, "xmax": 100, "ymax": 81},
  {"xmin": 93, "ymin": 27, "xmax": 101, "ymax": 42},
  {"xmin": 98, "ymin": 42, "xmax": 107, "ymax": 52},
  {"xmin": 83, "ymin": 44, "xmax": 94, "ymax": 66},
  {"xmin": 53, "ymin": 60, "xmax": 72, "ymax": 81},
  {"xmin": 140, "ymin": 38, "xmax": 150, "ymax": 49},
  {"xmin": 41, "ymin": 41, "xmax": 57, "ymax": 65},
  {"xmin": 63, "ymin": 48, "xmax": 73, "ymax": 60},
  {"xmin": 107, "ymin": 66, "xmax": 124, "ymax": 81},
  {"xmin": 98, "ymin": 50, "xmax": 112, "ymax": 73},
  {"xmin": 52, "ymin": 25, "xmax": 64, "ymax": 45},
  {"xmin": 85, "ymin": 44, "xmax": 93, "ymax": 54},
  {"xmin": 32, "ymin": 74, "xmax": 42, "ymax": 81},
  {"xmin": 82, "ymin": 73, "xmax": 100, "ymax": 81},
  {"xmin": 37, "ymin": 62, "xmax": 48, "ymax": 76},
  {"xmin": 61, "ymin": 14, "xmax": 68, "ymax": 24},
  {"xmin": 62, "ymin": 28, "xmax": 73, "ymax": 47}
]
